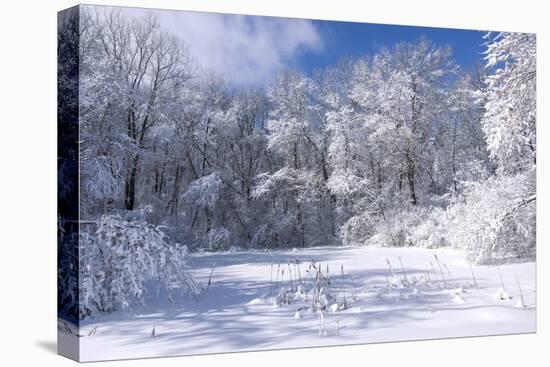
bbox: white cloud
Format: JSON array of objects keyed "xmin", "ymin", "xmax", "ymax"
[{"xmin": 118, "ymin": 7, "xmax": 324, "ymax": 85}]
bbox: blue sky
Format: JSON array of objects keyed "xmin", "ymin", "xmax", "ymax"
[
  {"xmin": 297, "ymin": 20, "xmax": 486, "ymax": 74},
  {"xmin": 108, "ymin": 6, "xmax": 488, "ymax": 85}
]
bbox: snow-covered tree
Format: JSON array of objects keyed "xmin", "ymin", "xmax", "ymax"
[
  {"xmin": 71, "ymin": 6, "xmax": 536, "ymax": 271},
  {"xmin": 257, "ymin": 71, "xmax": 328, "ymax": 247},
  {"xmin": 443, "ymin": 31, "xmax": 537, "ymax": 264},
  {"xmin": 266, "ymin": 71, "xmax": 316, "ymax": 170},
  {"xmin": 79, "ymin": 9, "xmax": 194, "ymax": 213},
  {"xmin": 482, "ymin": 32, "xmax": 536, "ymax": 174}
]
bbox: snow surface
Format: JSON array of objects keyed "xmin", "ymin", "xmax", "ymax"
[{"xmin": 73, "ymin": 246, "xmax": 535, "ymax": 362}]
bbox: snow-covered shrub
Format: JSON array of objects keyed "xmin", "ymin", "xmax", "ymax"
[
  {"xmin": 183, "ymin": 172, "xmax": 222, "ymax": 210},
  {"xmin": 78, "ymin": 215, "xmax": 200, "ymax": 318},
  {"xmin": 446, "ymin": 170, "xmax": 535, "ymax": 264},
  {"xmin": 339, "ymin": 213, "xmax": 376, "ymax": 246},
  {"xmin": 454, "ymin": 158, "xmax": 491, "ymax": 185},
  {"xmin": 79, "ymin": 230, "xmax": 107, "ymax": 318},
  {"xmin": 409, "ymin": 207, "xmax": 449, "ymax": 249},
  {"xmin": 360, "ymin": 208, "xmax": 449, "ymax": 248},
  {"xmin": 122, "ymin": 204, "xmax": 155, "ymax": 222},
  {"xmin": 274, "ymin": 287, "xmax": 297, "ymax": 307},
  {"xmin": 208, "ymin": 226, "xmax": 231, "ymax": 251},
  {"xmin": 367, "ymin": 210, "xmax": 423, "ymax": 247},
  {"xmin": 252, "ymin": 168, "xmax": 318, "ymax": 204},
  {"xmin": 253, "ymin": 168, "xmax": 323, "ymax": 248},
  {"xmin": 79, "ymin": 157, "xmax": 124, "ymax": 215},
  {"xmin": 327, "ymin": 169, "xmax": 368, "ymax": 197},
  {"xmin": 251, "ymin": 215, "xmax": 300, "ymax": 249},
  {"xmin": 367, "ymin": 232, "xmax": 391, "ymax": 247},
  {"xmin": 251, "ymin": 223, "xmax": 276, "ymax": 249},
  {"xmin": 81, "ymin": 157, "xmax": 123, "ymax": 202},
  {"xmin": 58, "ymin": 218, "xmax": 80, "ymax": 320}
]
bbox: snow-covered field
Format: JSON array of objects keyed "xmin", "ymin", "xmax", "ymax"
[{"xmin": 69, "ymin": 246, "xmax": 535, "ymax": 362}]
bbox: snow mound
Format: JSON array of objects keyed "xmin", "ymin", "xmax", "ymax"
[
  {"xmin": 247, "ymin": 297, "xmax": 265, "ymax": 306},
  {"xmin": 452, "ymin": 294, "xmax": 466, "ymax": 304},
  {"xmin": 515, "ymin": 299, "xmax": 526, "ymax": 308}
]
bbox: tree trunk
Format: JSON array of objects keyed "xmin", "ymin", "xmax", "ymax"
[
  {"xmin": 169, "ymin": 164, "xmax": 182, "ymax": 216},
  {"xmin": 124, "ymin": 154, "xmax": 140, "ymax": 210},
  {"xmin": 205, "ymin": 207, "xmax": 212, "ymax": 234},
  {"xmin": 297, "ymin": 203, "xmax": 305, "ymax": 248},
  {"xmin": 407, "ymin": 168, "xmax": 417, "ymax": 205}
]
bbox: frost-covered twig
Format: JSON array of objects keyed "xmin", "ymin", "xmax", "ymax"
[
  {"xmin": 398, "ymin": 257, "xmax": 408, "ymax": 285},
  {"xmin": 497, "ymin": 266, "xmax": 505, "ymax": 290},
  {"xmin": 350, "ymin": 274, "xmax": 358, "ymax": 302},
  {"xmin": 269, "ymin": 263, "xmax": 274, "ymax": 292},
  {"xmin": 386, "ymin": 258, "xmax": 397, "ymax": 287},
  {"xmin": 434, "ymin": 254, "xmax": 447, "ymax": 289},
  {"xmin": 295, "ymin": 259, "xmax": 303, "ymax": 286},
  {"xmin": 495, "ymin": 266, "xmax": 511, "ymax": 300},
  {"xmin": 515, "ymin": 274, "xmax": 526, "ymax": 307},
  {"xmin": 424, "ymin": 268, "xmax": 432, "ymax": 283},
  {"xmin": 207, "ymin": 263, "xmax": 216, "ymax": 287},
  {"xmin": 443, "ymin": 263, "xmax": 454, "ymax": 285},
  {"xmin": 275, "ymin": 262, "xmax": 281, "ymax": 289},
  {"xmin": 317, "ymin": 309, "xmax": 327, "ymax": 336},
  {"xmin": 469, "ymin": 263, "xmax": 478, "ymax": 288},
  {"xmin": 288, "ymin": 261, "xmax": 294, "ymax": 291}
]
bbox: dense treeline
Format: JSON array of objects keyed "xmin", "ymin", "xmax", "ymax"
[{"xmin": 77, "ymin": 10, "xmax": 535, "ymax": 264}]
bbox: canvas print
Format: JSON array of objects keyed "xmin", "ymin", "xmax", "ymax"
[{"xmin": 57, "ymin": 4, "xmax": 536, "ymax": 362}]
